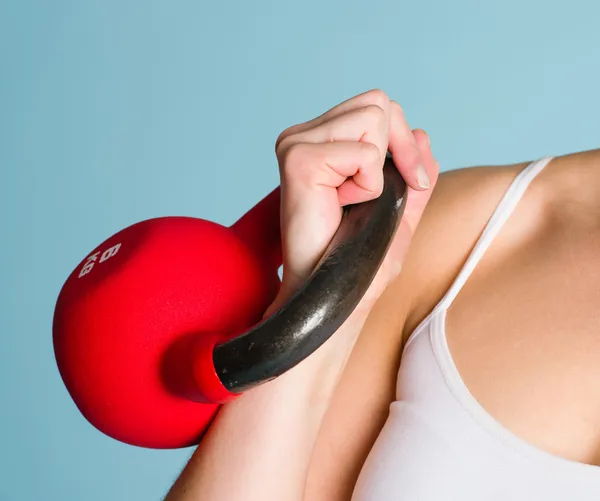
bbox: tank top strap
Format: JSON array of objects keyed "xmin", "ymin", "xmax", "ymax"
[
  {"xmin": 436, "ymin": 156, "xmax": 554, "ymax": 311},
  {"xmin": 404, "ymin": 156, "xmax": 554, "ymax": 347}
]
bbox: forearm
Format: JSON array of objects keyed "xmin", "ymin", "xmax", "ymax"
[{"xmin": 164, "ymin": 315, "xmax": 368, "ymax": 501}]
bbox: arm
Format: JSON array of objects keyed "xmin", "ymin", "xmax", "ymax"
[
  {"xmin": 305, "ymin": 160, "xmax": 535, "ymax": 500},
  {"xmin": 164, "ymin": 313, "xmax": 370, "ymax": 501},
  {"xmin": 164, "ymin": 88, "xmax": 439, "ymax": 501},
  {"xmin": 164, "ymin": 158, "xmax": 530, "ymax": 501}
]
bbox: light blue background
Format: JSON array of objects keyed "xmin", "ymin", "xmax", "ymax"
[{"xmin": 2, "ymin": 1, "xmax": 599, "ymax": 499}]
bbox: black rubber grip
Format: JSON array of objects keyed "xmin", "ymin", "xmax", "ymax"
[{"xmin": 213, "ymin": 155, "xmax": 408, "ymax": 392}]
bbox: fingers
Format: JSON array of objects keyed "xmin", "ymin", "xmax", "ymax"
[
  {"xmin": 280, "ymin": 141, "xmax": 384, "ymax": 206},
  {"xmin": 275, "ymin": 89, "xmax": 390, "ymax": 152},
  {"xmin": 277, "ymin": 92, "xmax": 431, "ymax": 198},
  {"xmin": 271, "ymin": 90, "xmax": 441, "ymax": 308},
  {"xmin": 277, "ymin": 103, "xmax": 389, "ymax": 165},
  {"xmin": 412, "ymin": 128, "xmax": 438, "ymax": 174},
  {"xmin": 388, "ymin": 100, "xmax": 430, "ymax": 192},
  {"xmin": 276, "ymin": 138, "xmax": 388, "ymax": 288}
]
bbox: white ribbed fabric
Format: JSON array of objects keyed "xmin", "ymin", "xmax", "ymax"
[{"xmin": 352, "ymin": 157, "xmax": 600, "ymax": 500}]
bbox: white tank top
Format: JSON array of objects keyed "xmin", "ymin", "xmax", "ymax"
[{"xmin": 351, "ymin": 157, "xmax": 600, "ymax": 500}]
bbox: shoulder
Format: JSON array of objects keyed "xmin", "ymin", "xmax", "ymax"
[
  {"xmin": 383, "ymin": 158, "xmax": 543, "ymax": 342},
  {"xmin": 304, "ymin": 156, "xmax": 549, "ymax": 501}
]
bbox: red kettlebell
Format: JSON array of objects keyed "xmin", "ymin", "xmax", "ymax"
[{"xmin": 53, "ymin": 156, "xmax": 408, "ymax": 449}]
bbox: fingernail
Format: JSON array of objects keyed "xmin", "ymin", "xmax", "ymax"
[{"xmin": 416, "ymin": 164, "xmax": 430, "ymax": 189}]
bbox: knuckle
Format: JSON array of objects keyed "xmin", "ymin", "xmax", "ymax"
[
  {"xmin": 364, "ymin": 88, "xmax": 390, "ymax": 109},
  {"xmin": 359, "ymin": 143, "xmax": 384, "ymax": 196},
  {"xmin": 360, "ymin": 104, "xmax": 386, "ymax": 125},
  {"xmin": 403, "ymin": 148, "xmax": 422, "ymax": 168},
  {"xmin": 275, "ymin": 134, "xmax": 295, "ymax": 161},
  {"xmin": 280, "ymin": 142, "xmax": 308, "ymax": 170},
  {"xmin": 359, "ymin": 140, "xmax": 381, "ymax": 162},
  {"xmin": 275, "ymin": 125, "xmax": 300, "ymax": 155},
  {"xmin": 275, "ymin": 130, "xmax": 288, "ymax": 153}
]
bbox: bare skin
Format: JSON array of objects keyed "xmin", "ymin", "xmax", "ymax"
[
  {"xmin": 305, "ymin": 147, "xmax": 600, "ymax": 500},
  {"xmin": 164, "ymin": 89, "xmax": 438, "ymax": 501},
  {"xmin": 164, "ymin": 88, "xmax": 600, "ymax": 500}
]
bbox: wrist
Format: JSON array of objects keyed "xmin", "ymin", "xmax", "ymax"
[{"xmin": 290, "ymin": 310, "xmax": 370, "ymax": 404}]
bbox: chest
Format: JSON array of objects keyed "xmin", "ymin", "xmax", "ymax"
[{"xmin": 445, "ymin": 229, "xmax": 600, "ymax": 465}]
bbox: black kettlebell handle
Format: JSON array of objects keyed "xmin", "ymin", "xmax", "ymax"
[{"xmin": 213, "ymin": 155, "xmax": 408, "ymax": 392}]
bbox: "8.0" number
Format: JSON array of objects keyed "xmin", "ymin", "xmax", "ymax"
[{"xmin": 78, "ymin": 243, "xmax": 122, "ymax": 279}]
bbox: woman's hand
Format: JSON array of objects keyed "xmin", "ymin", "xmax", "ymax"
[
  {"xmin": 164, "ymin": 90, "xmax": 440, "ymax": 501},
  {"xmin": 266, "ymin": 89, "xmax": 440, "ymax": 317}
]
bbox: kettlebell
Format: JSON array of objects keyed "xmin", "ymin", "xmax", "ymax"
[{"xmin": 52, "ymin": 156, "xmax": 408, "ymax": 449}]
